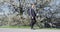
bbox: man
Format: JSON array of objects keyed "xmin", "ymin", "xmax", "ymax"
[{"xmin": 28, "ymin": 3, "xmax": 36, "ymax": 29}]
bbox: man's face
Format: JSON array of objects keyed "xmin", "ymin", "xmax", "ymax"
[{"xmin": 32, "ymin": 4, "xmax": 35, "ymax": 8}]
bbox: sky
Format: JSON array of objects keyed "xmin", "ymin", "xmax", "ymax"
[
  {"xmin": 0, "ymin": 2, "xmax": 14, "ymax": 16},
  {"xmin": 0, "ymin": 0, "xmax": 60, "ymax": 16}
]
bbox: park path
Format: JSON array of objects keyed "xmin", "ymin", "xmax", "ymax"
[{"xmin": 0, "ymin": 28, "xmax": 60, "ymax": 32}]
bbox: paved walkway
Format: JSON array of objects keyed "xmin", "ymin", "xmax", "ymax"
[{"xmin": 0, "ymin": 28, "xmax": 60, "ymax": 32}]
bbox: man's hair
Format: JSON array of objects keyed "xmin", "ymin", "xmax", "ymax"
[{"xmin": 31, "ymin": 3, "xmax": 36, "ymax": 5}]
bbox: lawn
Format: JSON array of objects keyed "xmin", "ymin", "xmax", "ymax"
[
  {"xmin": 0, "ymin": 26, "xmax": 60, "ymax": 30},
  {"xmin": 0, "ymin": 26, "xmax": 30, "ymax": 28}
]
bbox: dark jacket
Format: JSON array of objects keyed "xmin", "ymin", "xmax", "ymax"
[{"xmin": 28, "ymin": 8, "xmax": 36, "ymax": 17}]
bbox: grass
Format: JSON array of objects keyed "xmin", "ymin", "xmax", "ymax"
[
  {"xmin": 0, "ymin": 26, "xmax": 30, "ymax": 28},
  {"xmin": 0, "ymin": 26, "xmax": 60, "ymax": 30}
]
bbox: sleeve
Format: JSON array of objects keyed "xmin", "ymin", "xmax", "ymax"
[{"xmin": 34, "ymin": 11, "xmax": 36, "ymax": 16}]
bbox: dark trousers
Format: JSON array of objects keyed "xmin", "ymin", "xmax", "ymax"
[{"xmin": 30, "ymin": 17, "xmax": 36, "ymax": 29}]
